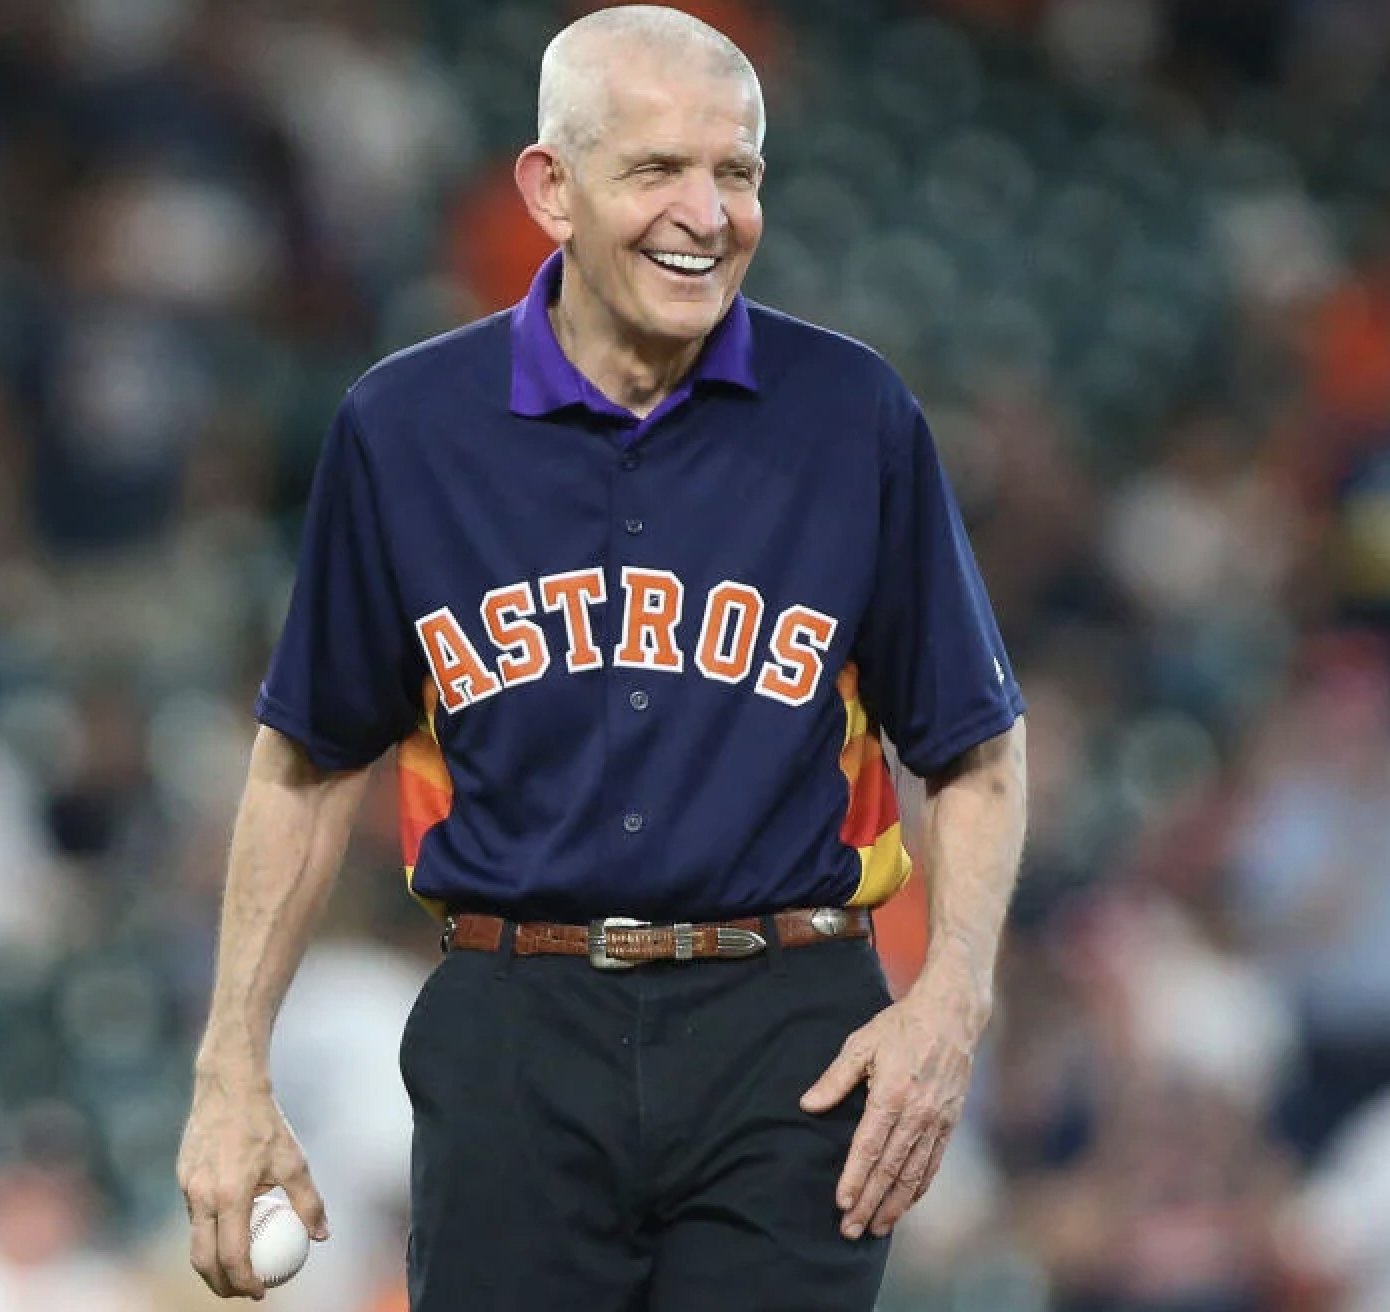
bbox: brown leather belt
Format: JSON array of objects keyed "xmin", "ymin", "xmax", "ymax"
[{"xmin": 442, "ymin": 907, "xmax": 872, "ymax": 970}]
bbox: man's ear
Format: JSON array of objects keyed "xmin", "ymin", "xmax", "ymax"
[{"xmin": 515, "ymin": 145, "xmax": 574, "ymax": 245}]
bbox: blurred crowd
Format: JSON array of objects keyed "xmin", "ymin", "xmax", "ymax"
[{"xmin": 1, "ymin": 0, "xmax": 1388, "ymax": 1309}]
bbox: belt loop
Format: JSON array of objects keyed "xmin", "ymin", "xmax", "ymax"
[
  {"xmin": 494, "ymin": 921, "xmax": 517, "ymax": 980},
  {"xmin": 761, "ymin": 914, "xmax": 788, "ymax": 977}
]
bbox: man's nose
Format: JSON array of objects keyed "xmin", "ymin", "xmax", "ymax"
[{"xmin": 671, "ymin": 169, "xmax": 724, "ymax": 238}]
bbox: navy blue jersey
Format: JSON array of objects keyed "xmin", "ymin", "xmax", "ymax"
[{"xmin": 256, "ymin": 254, "xmax": 1024, "ymax": 922}]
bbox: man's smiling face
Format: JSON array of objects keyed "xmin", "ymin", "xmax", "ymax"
[{"xmin": 557, "ymin": 56, "xmax": 765, "ymax": 347}]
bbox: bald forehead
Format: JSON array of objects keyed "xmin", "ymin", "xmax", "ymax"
[
  {"xmin": 545, "ymin": 5, "xmax": 755, "ymax": 76},
  {"xmin": 537, "ymin": 6, "xmax": 765, "ymax": 158},
  {"xmin": 560, "ymin": 23, "xmax": 735, "ymax": 79},
  {"xmin": 591, "ymin": 43, "xmax": 758, "ymax": 130}
]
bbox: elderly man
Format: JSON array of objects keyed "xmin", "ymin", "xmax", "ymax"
[{"xmin": 177, "ymin": 6, "xmax": 1026, "ymax": 1310}]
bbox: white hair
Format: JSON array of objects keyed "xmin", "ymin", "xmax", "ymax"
[{"xmin": 536, "ymin": 4, "xmax": 766, "ymax": 162}]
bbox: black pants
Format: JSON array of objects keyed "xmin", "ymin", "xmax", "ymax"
[{"xmin": 399, "ymin": 924, "xmax": 894, "ymax": 1311}]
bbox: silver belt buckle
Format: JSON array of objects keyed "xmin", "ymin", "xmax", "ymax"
[
  {"xmin": 714, "ymin": 926, "xmax": 766, "ymax": 957},
  {"xmin": 810, "ymin": 907, "xmax": 852, "ymax": 938},
  {"xmin": 588, "ymin": 916, "xmax": 648, "ymax": 970}
]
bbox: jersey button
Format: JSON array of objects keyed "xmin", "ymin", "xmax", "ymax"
[
  {"xmin": 622, "ymin": 810, "xmax": 645, "ymax": 834},
  {"xmin": 629, "ymin": 689, "xmax": 650, "ymax": 711},
  {"xmin": 620, "ymin": 453, "xmax": 640, "ymax": 471},
  {"xmin": 624, "ymin": 517, "xmax": 644, "ymax": 535}
]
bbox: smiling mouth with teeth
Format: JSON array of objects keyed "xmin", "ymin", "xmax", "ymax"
[{"xmin": 644, "ymin": 251, "xmax": 720, "ymax": 276}]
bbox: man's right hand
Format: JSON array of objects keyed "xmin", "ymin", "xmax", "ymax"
[{"xmin": 177, "ymin": 1068, "xmax": 329, "ymax": 1300}]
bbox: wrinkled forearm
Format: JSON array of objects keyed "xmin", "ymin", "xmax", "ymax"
[
  {"xmin": 195, "ymin": 725, "xmax": 369, "ymax": 1079},
  {"xmin": 902, "ymin": 717, "xmax": 1027, "ymax": 1027}
]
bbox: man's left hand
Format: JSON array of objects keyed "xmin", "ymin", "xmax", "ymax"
[{"xmin": 799, "ymin": 958, "xmax": 990, "ymax": 1240}]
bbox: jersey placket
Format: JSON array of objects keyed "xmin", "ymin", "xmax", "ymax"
[{"xmin": 602, "ymin": 408, "xmax": 679, "ymax": 898}]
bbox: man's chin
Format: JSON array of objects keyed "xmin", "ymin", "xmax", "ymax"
[{"xmin": 642, "ymin": 302, "xmax": 725, "ymax": 344}]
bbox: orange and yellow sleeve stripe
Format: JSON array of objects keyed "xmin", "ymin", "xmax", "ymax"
[
  {"xmin": 396, "ymin": 680, "xmax": 452, "ymax": 919},
  {"xmin": 837, "ymin": 662, "xmax": 913, "ymax": 907}
]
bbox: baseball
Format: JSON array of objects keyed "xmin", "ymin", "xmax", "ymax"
[{"xmin": 249, "ymin": 1194, "xmax": 310, "ymax": 1288}]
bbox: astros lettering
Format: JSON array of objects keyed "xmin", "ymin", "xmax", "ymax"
[{"xmin": 415, "ymin": 566, "xmax": 838, "ymax": 713}]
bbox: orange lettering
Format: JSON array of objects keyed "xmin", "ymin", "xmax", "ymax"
[
  {"xmin": 481, "ymin": 583, "xmax": 551, "ymax": 687},
  {"xmin": 614, "ymin": 567, "xmax": 685, "ymax": 672},
  {"xmin": 538, "ymin": 568, "xmax": 606, "ymax": 672},
  {"xmin": 415, "ymin": 607, "xmax": 502, "ymax": 711},
  {"xmin": 695, "ymin": 581, "xmax": 764, "ymax": 684},
  {"xmin": 755, "ymin": 606, "xmax": 838, "ymax": 706}
]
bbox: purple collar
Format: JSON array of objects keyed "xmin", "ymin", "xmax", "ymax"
[{"xmin": 510, "ymin": 250, "xmax": 757, "ymax": 422}]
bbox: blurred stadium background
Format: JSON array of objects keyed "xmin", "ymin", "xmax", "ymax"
[{"xmin": 1, "ymin": 0, "xmax": 1389, "ymax": 1308}]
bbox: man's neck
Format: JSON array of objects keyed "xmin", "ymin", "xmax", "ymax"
[{"xmin": 549, "ymin": 287, "xmax": 704, "ymax": 420}]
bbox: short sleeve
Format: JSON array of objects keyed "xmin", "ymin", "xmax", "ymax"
[
  {"xmin": 853, "ymin": 378, "xmax": 1024, "ymax": 775},
  {"xmin": 255, "ymin": 394, "xmax": 423, "ymax": 769}
]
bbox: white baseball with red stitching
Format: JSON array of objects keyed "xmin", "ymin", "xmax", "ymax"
[{"xmin": 249, "ymin": 1194, "xmax": 310, "ymax": 1288}]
